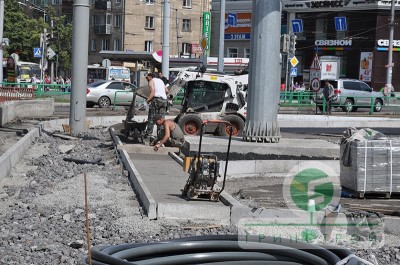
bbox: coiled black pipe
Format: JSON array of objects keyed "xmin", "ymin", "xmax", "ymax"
[{"xmin": 81, "ymin": 234, "xmax": 359, "ymax": 265}]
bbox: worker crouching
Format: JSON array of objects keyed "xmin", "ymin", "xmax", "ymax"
[{"xmin": 152, "ymin": 114, "xmax": 186, "ymax": 151}]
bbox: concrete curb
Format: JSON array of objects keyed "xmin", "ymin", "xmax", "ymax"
[
  {"xmin": 119, "ymin": 149, "xmax": 157, "ymax": 220},
  {"xmin": 108, "ymin": 126, "xmax": 157, "ymax": 219},
  {"xmin": 0, "ymin": 99, "xmax": 54, "ymax": 126},
  {"xmin": 0, "ymin": 127, "xmax": 40, "ymax": 181}
]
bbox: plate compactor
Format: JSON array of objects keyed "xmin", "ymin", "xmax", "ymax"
[{"xmin": 181, "ymin": 120, "xmax": 233, "ymax": 202}]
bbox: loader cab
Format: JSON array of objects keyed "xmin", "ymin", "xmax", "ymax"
[{"xmin": 182, "ymin": 80, "xmax": 229, "ymax": 112}]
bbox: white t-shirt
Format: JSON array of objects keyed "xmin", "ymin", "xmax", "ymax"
[{"xmin": 153, "ymin": 78, "xmax": 167, "ymax": 99}]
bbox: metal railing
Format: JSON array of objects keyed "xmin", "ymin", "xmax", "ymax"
[{"xmin": 0, "ymin": 85, "xmax": 35, "ymax": 102}]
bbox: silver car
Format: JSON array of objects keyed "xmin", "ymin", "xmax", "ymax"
[
  {"xmin": 316, "ymin": 79, "xmax": 384, "ymax": 112},
  {"xmin": 86, "ymin": 80, "xmax": 136, "ymax": 108}
]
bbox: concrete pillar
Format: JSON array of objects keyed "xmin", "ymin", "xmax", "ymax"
[
  {"xmin": 243, "ymin": 0, "xmax": 281, "ymax": 143},
  {"xmin": 162, "ymin": 0, "xmax": 170, "ymax": 78},
  {"xmin": 69, "ymin": 0, "xmax": 90, "ymax": 134}
]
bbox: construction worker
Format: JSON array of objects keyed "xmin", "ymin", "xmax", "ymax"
[{"xmin": 152, "ymin": 114, "xmax": 185, "ymax": 151}]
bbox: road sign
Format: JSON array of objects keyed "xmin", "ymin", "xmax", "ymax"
[
  {"xmin": 311, "ymin": 78, "xmax": 321, "ymax": 91},
  {"xmin": 200, "ymin": 36, "xmax": 208, "ymax": 51},
  {"xmin": 334, "ymin": 17, "xmax": 347, "ymax": 31},
  {"xmin": 310, "ymin": 54, "xmax": 321, "ymax": 70},
  {"xmin": 227, "ymin": 13, "xmax": 237, "ymax": 27},
  {"xmin": 290, "ymin": 56, "xmax": 299, "ymax": 67},
  {"xmin": 47, "ymin": 47, "xmax": 56, "ymax": 59},
  {"xmin": 290, "ymin": 67, "xmax": 298, "ymax": 77},
  {"xmin": 291, "ymin": 19, "xmax": 303, "ymax": 33},
  {"xmin": 34, "ymin": 48, "xmax": 42, "ymax": 58}
]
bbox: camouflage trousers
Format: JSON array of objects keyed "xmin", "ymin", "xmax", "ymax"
[{"xmin": 146, "ymin": 98, "xmax": 168, "ymax": 135}]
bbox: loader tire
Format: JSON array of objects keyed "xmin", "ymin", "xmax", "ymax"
[
  {"xmin": 178, "ymin": 115, "xmax": 203, "ymax": 135},
  {"xmin": 218, "ymin": 115, "xmax": 245, "ymax": 137}
]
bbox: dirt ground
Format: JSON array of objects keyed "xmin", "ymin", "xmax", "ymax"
[{"xmin": 223, "ymin": 174, "xmax": 400, "ymax": 216}]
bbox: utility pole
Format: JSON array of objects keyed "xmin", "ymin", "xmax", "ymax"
[
  {"xmin": 218, "ymin": 0, "xmax": 225, "ymax": 72},
  {"xmin": 244, "ymin": 1, "xmax": 282, "ymax": 143},
  {"xmin": 175, "ymin": 9, "xmax": 179, "ymax": 57},
  {"xmin": 162, "ymin": 0, "xmax": 170, "ymax": 78},
  {"xmin": 70, "ymin": 0, "xmax": 90, "ymax": 134},
  {"xmin": 0, "ymin": 0, "xmax": 4, "ymax": 83},
  {"xmin": 386, "ymin": 0, "xmax": 395, "ymax": 89}
]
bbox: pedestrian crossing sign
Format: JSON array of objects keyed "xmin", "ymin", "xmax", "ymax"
[
  {"xmin": 290, "ymin": 67, "xmax": 298, "ymax": 77},
  {"xmin": 34, "ymin": 48, "xmax": 42, "ymax": 58}
]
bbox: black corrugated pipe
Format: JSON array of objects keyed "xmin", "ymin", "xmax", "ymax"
[{"xmin": 80, "ymin": 235, "xmax": 363, "ymax": 265}]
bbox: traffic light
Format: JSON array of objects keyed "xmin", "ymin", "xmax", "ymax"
[
  {"xmin": 289, "ymin": 34, "xmax": 297, "ymax": 53},
  {"xmin": 281, "ymin": 34, "xmax": 290, "ymax": 53},
  {"xmin": 45, "ymin": 33, "xmax": 52, "ymax": 46}
]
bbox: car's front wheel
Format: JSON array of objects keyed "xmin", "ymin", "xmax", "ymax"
[
  {"xmin": 342, "ymin": 99, "xmax": 354, "ymax": 112},
  {"xmin": 98, "ymin": 96, "xmax": 111, "ymax": 108},
  {"xmin": 374, "ymin": 99, "xmax": 383, "ymax": 112}
]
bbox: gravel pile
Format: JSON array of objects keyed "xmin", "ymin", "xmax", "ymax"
[
  {"xmin": 0, "ymin": 127, "xmax": 399, "ymax": 264},
  {"xmin": 0, "ymin": 127, "xmax": 236, "ymax": 264}
]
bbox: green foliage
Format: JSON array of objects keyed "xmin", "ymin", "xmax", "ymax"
[
  {"xmin": 3, "ymin": 0, "xmax": 44, "ymax": 60},
  {"xmin": 3, "ymin": 0, "xmax": 72, "ymax": 72}
]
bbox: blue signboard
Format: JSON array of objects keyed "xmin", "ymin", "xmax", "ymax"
[
  {"xmin": 291, "ymin": 19, "xmax": 303, "ymax": 33},
  {"xmin": 224, "ymin": 33, "xmax": 251, "ymax": 40},
  {"xmin": 290, "ymin": 67, "xmax": 298, "ymax": 77},
  {"xmin": 33, "ymin": 48, "xmax": 42, "ymax": 58},
  {"xmin": 227, "ymin": 13, "xmax": 237, "ymax": 27},
  {"xmin": 334, "ymin": 17, "xmax": 347, "ymax": 31}
]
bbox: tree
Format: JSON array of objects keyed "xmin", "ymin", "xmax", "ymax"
[
  {"xmin": 3, "ymin": 0, "xmax": 72, "ymax": 73},
  {"xmin": 3, "ymin": 0, "xmax": 44, "ymax": 61},
  {"xmin": 44, "ymin": 6, "xmax": 73, "ymax": 74}
]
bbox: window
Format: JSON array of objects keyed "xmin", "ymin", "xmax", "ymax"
[
  {"xmin": 343, "ymin": 81, "xmax": 360, "ymax": 91},
  {"xmin": 92, "ymin": 14, "xmax": 96, "ymax": 26},
  {"xmin": 102, "ymin": 39, "xmax": 110, "ymax": 50},
  {"xmin": 183, "ymin": 0, "xmax": 191, "ymax": 8},
  {"xmin": 114, "ymin": 38, "xmax": 121, "ymax": 51},
  {"xmin": 145, "ymin": 16, "xmax": 155, "ymax": 29},
  {"xmin": 182, "ymin": 43, "xmax": 191, "ymax": 54},
  {"xmin": 91, "ymin": 39, "xmax": 96, "ymax": 51},
  {"xmin": 145, "ymin": 41, "xmax": 153, "ymax": 52},
  {"xmin": 359, "ymin": 82, "xmax": 371, "ymax": 92},
  {"xmin": 244, "ymin": 48, "xmax": 250, "ymax": 58},
  {"xmin": 182, "ymin": 19, "xmax": 191, "ymax": 32},
  {"xmin": 146, "ymin": 0, "xmax": 155, "ymax": 4},
  {"xmin": 116, "ymin": 0, "xmax": 121, "ymax": 3},
  {"xmin": 106, "ymin": 82, "xmax": 124, "ymax": 90},
  {"xmin": 114, "ymin": 14, "xmax": 121, "ymax": 27},
  {"xmin": 227, "ymin": 48, "xmax": 238, "ymax": 58}
]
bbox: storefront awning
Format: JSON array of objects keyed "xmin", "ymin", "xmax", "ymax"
[{"xmin": 99, "ymin": 51, "xmax": 157, "ymax": 63}]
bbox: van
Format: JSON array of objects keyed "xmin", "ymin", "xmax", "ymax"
[{"xmin": 316, "ymin": 79, "xmax": 384, "ymax": 112}]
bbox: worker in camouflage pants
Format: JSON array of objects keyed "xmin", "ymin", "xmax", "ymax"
[{"xmin": 145, "ymin": 73, "xmax": 169, "ymax": 137}]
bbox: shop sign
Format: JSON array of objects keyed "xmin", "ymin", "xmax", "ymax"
[
  {"xmin": 359, "ymin": 52, "xmax": 373, "ymax": 82},
  {"xmin": 321, "ymin": 61, "xmax": 339, "ymax": 80},
  {"xmin": 315, "ymin": 40, "xmax": 352, "ymax": 46},
  {"xmin": 377, "ymin": 39, "xmax": 400, "ymax": 47},
  {"xmin": 224, "ymin": 13, "xmax": 251, "ymax": 40}
]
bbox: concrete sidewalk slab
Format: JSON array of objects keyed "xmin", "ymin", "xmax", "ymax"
[{"xmin": 182, "ymin": 135, "xmax": 340, "ymax": 159}]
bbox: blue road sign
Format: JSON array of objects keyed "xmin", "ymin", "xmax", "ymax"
[
  {"xmin": 34, "ymin": 47, "xmax": 42, "ymax": 58},
  {"xmin": 334, "ymin": 17, "xmax": 347, "ymax": 31},
  {"xmin": 227, "ymin": 13, "xmax": 237, "ymax": 27},
  {"xmin": 290, "ymin": 67, "xmax": 298, "ymax": 77},
  {"xmin": 291, "ymin": 19, "xmax": 303, "ymax": 33}
]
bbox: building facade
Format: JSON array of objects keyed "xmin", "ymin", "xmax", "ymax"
[{"xmin": 210, "ymin": 0, "xmax": 400, "ymax": 90}]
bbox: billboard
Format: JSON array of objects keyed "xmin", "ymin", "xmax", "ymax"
[
  {"xmin": 359, "ymin": 52, "xmax": 373, "ymax": 82},
  {"xmin": 224, "ymin": 13, "xmax": 252, "ymax": 40}
]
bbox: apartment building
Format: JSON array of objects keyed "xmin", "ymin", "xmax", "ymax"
[{"xmin": 124, "ymin": 0, "xmax": 209, "ymax": 58}]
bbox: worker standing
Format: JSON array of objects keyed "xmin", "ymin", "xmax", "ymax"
[{"xmin": 145, "ymin": 73, "xmax": 169, "ymax": 137}]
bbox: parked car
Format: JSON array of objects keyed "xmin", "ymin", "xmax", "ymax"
[
  {"xmin": 86, "ymin": 80, "xmax": 136, "ymax": 108},
  {"xmin": 316, "ymin": 79, "xmax": 384, "ymax": 112}
]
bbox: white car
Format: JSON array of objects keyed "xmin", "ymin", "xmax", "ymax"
[{"xmin": 86, "ymin": 80, "xmax": 136, "ymax": 108}]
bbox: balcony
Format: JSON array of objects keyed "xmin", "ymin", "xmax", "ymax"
[
  {"xmin": 95, "ymin": 1, "xmax": 111, "ymax": 11},
  {"xmin": 94, "ymin": 24, "xmax": 112, "ymax": 35}
]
